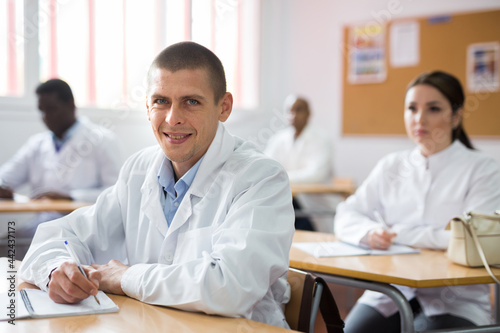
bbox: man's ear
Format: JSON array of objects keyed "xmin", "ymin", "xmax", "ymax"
[
  {"xmin": 146, "ymin": 99, "xmax": 151, "ymax": 121},
  {"xmin": 218, "ymin": 92, "xmax": 233, "ymax": 122}
]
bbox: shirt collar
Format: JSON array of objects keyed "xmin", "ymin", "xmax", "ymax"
[
  {"xmin": 411, "ymin": 140, "xmax": 463, "ymax": 170},
  {"xmin": 157, "ymin": 155, "xmax": 205, "ymax": 195},
  {"xmin": 52, "ymin": 120, "xmax": 80, "ymax": 150}
]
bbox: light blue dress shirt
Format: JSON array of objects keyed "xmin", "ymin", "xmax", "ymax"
[{"xmin": 157, "ymin": 156, "xmax": 204, "ymax": 226}]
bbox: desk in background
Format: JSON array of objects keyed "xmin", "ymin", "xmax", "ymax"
[
  {"xmin": 0, "ymin": 199, "xmax": 92, "ymax": 257},
  {"xmin": 290, "ymin": 177, "xmax": 356, "ymax": 200},
  {"xmin": 0, "ymin": 258, "xmax": 295, "ymax": 333},
  {"xmin": 0, "ymin": 199, "xmax": 91, "ymax": 213},
  {"xmin": 290, "ymin": 230, "xmax": 500, "ymax": 333}
]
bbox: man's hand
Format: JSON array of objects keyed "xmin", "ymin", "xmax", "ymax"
[
  {"xmin": 91, "ymin": 260, "xmax": 129, "ymax": 295},
  {"xmin": 367, "ymin": 228, "xmax": 397, "ymax": 250},
  {"xmin": 48, "ymin": 261, "xmax": 100, "ymax": 304},
  {"xmin": 32, "ymin": 191, "xmax": 72, "ymax": 200},
  {"xmin": 0, "ymin": 186, "xmax": 14, "ymax": 199}
]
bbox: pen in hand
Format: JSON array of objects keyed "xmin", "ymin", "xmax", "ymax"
[
  {"xmin": 63, "ymin": 240, "xmax": 100, "ymax": 305},
  {"xmin": 373, "ymin": 210, "xmax": 391, "ymax": 232}
]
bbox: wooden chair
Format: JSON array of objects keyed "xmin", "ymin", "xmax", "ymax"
[{"xmin": 285, "ymin": 268, "xmax": 344, "ymax": 333}]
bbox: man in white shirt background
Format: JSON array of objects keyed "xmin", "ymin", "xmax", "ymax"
[
  {"xmin": 265, "ymin": 95, "xmax": 337, "ymax": 232},
  {"xmin": 0, "ymin": 79, "xmax": 122, "ymax": 258}
]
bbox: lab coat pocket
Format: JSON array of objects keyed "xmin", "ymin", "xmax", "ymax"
[{"xmin": 174, "ymin": 227, "xmax": 213, "ymax": 262}]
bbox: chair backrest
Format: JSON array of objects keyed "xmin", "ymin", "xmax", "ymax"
[
  {"xmin": 285, "ymin": 268, "xmax": 320, "ymax": 332},
  {"xmin": 285, "ymin": 268, "xmax": 345, "ymax": 333}
]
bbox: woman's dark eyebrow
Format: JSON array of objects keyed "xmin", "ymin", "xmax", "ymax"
[{"xmin": 426, "ymin": 101, "xmax": 443, "ymax": 106}]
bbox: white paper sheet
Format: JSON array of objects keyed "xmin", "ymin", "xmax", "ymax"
[
  {"xmin": 1, "ymin": 289, "xmax": 118, "ymax": 321},
  {"xmin": 390, "ymin": 21, "xmax": 420, "ymax": 67},
  {"xmin": 293, "ymin": 241, "xmax": 420, "ymax": 257}
]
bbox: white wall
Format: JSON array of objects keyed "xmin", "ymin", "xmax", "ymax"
[{"xmin": 1, "ymin": 0, "xmax": 499, "ymax": 187}]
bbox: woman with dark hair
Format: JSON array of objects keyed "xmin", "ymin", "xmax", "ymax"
[
  {"xmin": 407, "ymin": 70, "xmax": 474, "ymax": 150},
  {"xmin": 335, "ymin": 71, "xmax": 500, "ymax": 332}
]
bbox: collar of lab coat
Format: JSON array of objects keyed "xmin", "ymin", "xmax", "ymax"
[
  {"xmin": 140, "ymin": 122, "xmax": 234, "ymax": 236},
  {"xmin": 189, "ymin": 122, "xmax": 235, "ymax": 197},
  {"xmin": 410, "ymin": 139, "xmax": 465, "ymax": 172}
]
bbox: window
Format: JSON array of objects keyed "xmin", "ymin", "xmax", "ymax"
[
  {"xmin": 0, "ymin": 0, "xmax": 24, "ymax": 97},
  {"xmin": 1, "ymin": 0, "xmax": 260, "ymax": 110}
]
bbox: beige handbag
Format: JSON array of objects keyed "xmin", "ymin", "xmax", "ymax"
[{"xmin": 446, "ymin": 211, "xmax": 500, "ymax": 284}]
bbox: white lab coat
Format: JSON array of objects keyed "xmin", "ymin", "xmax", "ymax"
[
  {"xmin": 335, "ymin": 140, "xmax": 500, "ymax": 325},
  {"xmin": 20, "ymin": 123, "xmax": 295, "ymax": 328},
  {"xmin": 265, "ymin": 124, "xmax": 337, "ymax": 232},
  {"xmin": 0, "ymin": 117, "xmax": 122, "ymax": 203}
]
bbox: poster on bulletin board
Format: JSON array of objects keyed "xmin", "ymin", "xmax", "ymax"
[
  {"xmin": 467, "ymin": 42, "xmax": 499, "ymax": 93},
  {"xmin": 348, "ymin": 24, "xmax": 387, "ymax": 84}
]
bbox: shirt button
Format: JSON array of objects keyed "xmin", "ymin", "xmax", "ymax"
[
  {"xmin": 174, "ymin": 202, "xmax": 179, "ymax": 207},
  {"xmin": 163, "ymin": 253, "xmax": 174, "ymax": 263}
]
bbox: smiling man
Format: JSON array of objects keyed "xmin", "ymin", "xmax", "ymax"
[{"xmin": 20, "ymin": 42, "xmax": 295, "ymax": 328}]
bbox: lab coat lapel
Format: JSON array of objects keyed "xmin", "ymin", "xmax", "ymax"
[
  {"xmin": 165, "ymin": 123, "xmax": 235, "ymax": 236},
  {"xmin": 166, "ymin": 194, "xmax": 194, "ymax": 237},
  {"xmin": 141, "ymin": 150, "xmax": 170, "ymax": 237},
  {"xmin": 53, "ymin": 124, "xmax": 87, "ymax": 184},
  {"xmin": 189, "ymin": 123, "xmax": 235, "ymax": 198},
  {"xmin": 38, "ymin": 135, "xmax": 61, "ymax": 186}
]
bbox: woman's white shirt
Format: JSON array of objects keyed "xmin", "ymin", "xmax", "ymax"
[{"xmin": 335, "ymin": 140, "xmax": 500, "ymax": 325}]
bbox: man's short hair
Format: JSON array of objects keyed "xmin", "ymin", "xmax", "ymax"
[
  {"xmin": 147, "ymin": 41, "xmax": 227, "ymax": 104},
  {"xmin": 35, "ymin": 79, "xmax": 74, "ymax": 104}
]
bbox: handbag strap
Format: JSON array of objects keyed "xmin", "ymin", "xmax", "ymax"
[
  {"xmin": 300, "ymin": 274, "xmax": 345, "ymax": 333},
  {"xmin": 464, "ymin": 222, "xmax": 500, "ymax": 285},
  {"xmin": 316, "ymin": 275, "xmax": 345, "ymax": 333}
]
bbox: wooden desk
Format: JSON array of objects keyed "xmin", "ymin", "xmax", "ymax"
[
  {"xmin": 0, "ymin": 199, "xmax": 91, "ymax": 213},
  {"xmin": 290, "ymin": 231, "xmax": 500, "ymax": 333},
  {"xmin": 0, "ymin": 258, "xmax": 295, "ymax": 333},
  {"xmin": 291, "ymin": 182, "xmax": 355, "ymax": 200}
]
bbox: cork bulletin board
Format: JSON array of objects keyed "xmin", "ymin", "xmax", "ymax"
[{"xmin": 342, "ymin": 9, "xmax": 500, "ymax": 137}]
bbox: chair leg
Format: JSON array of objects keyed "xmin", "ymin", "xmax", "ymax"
[{"xmin": 309, "ymin": 282, "xmax": 324, "ymax": 333}]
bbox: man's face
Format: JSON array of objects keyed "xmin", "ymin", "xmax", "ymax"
[
  {"xmin": 146, "ymin": 67, "xmax": 232, "ymax": 177},
  {"xmin": 38, "ymin": 93, "xmax": 75, "ymax": 137},
  {"xmin": 288, "ymin": 99, "xmax": 310, "ymax": 133}
]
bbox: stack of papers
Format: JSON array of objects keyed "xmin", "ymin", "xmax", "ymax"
[{"xmin": 293, "ymin": 241, "xmax": 420, "ymax": 257}]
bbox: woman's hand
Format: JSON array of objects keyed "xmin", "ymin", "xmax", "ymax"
[{"xmin": 367, "ymin": 228, "xmax": 397, "ymax": 250}]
